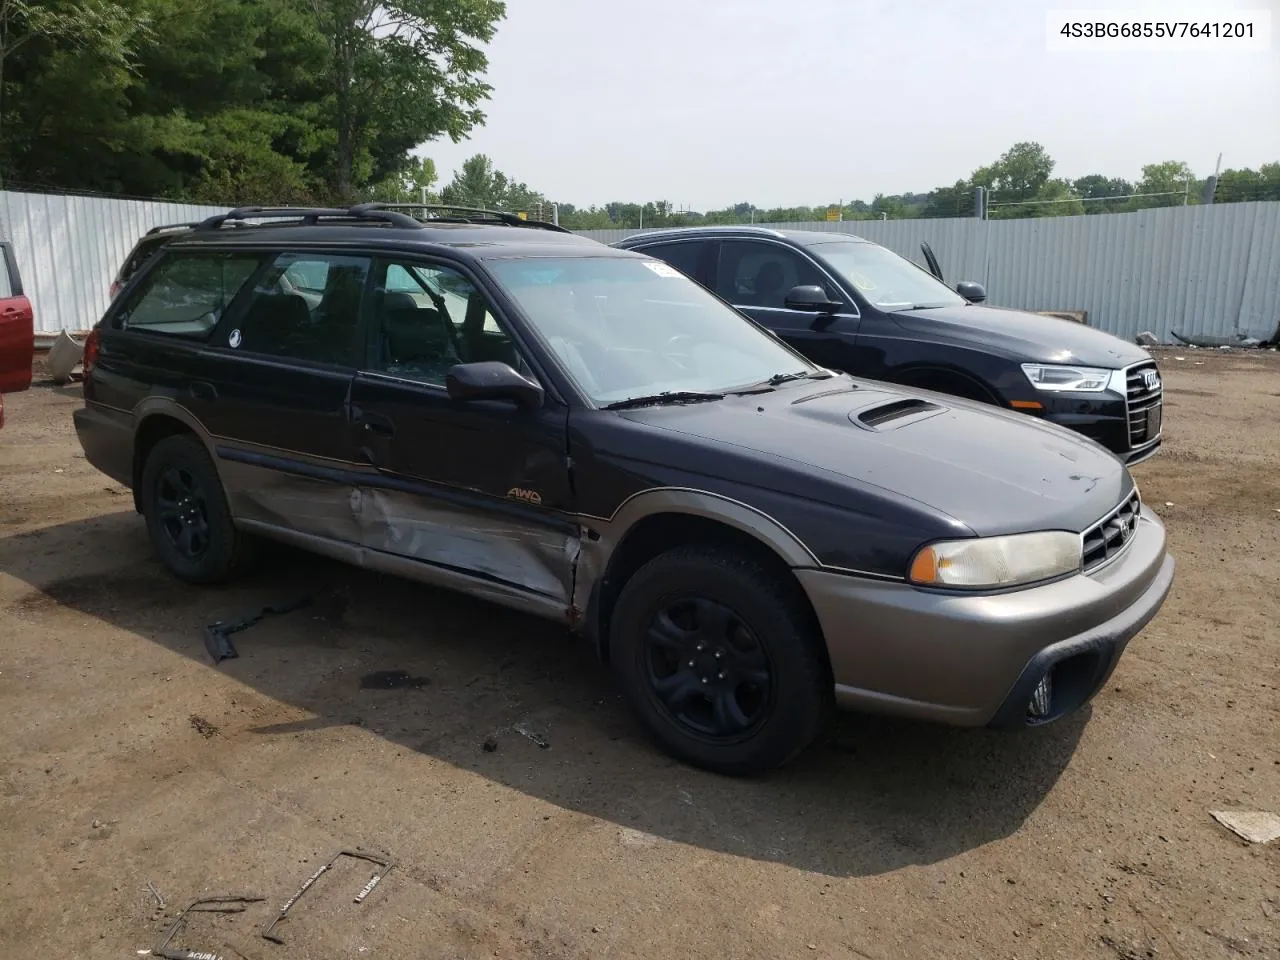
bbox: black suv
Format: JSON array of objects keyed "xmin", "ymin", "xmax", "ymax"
[
  {"xmin": 614, "ymin": 227, "xmax": 1163, "ymax": 465},
  {"xmin": 74, "ymin": 204, "xmax": 1174, "ymax": 775}
]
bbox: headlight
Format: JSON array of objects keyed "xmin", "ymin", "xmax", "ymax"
[
  {"xmin": 1021, "ymin": 363, "xmax": 1112, "ymax": 392},
  {"xmin": 908, "ymin": 531, "xmax": 1082, "ymax": 588}
]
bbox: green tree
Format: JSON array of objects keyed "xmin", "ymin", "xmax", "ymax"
[
  {"xmin": 1127, "ymin": 160, "xmax": 1196, "ymax": 209},
  {"xmin": 1072, "ymin": 174, "xmax": 1134, "ymax": 213},
  {"xmin": 308, "ymin": 0, "xmax": 504, "ymax": 200},
  {"xmin": 1214, "ymin": 163, "xmax": 1280, "ymax": 203}
]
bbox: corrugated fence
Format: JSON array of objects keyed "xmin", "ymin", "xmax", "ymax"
[
  {"xmin": 2, "ymin": 187, "xmax": 1277, "ymax": 343},
  {"xmin": 0, "ymin": 191, "xmax": 228, "ymax": 335}
]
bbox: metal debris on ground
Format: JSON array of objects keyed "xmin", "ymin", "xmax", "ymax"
[
  {"xmin": 1209, "ymin": 810, "xmax": 1280, "ymax": 844},
  {"xmin": 513, "ymin": 721, "xmax": 551, "ymax": 749},
  {"xmin": 202, "ymin": 596, "xmax": 312, "ymax": 664},
  {"xmin": 260, "ymin": 849, "xmax": 394, "ymax": 945},
  {"xmin": 1134, "ymin": 331, "xmax": 1159, "ymax": 346},
  {"xmin": 1172, "ymin": 330, "xmax": 1250, "ymax": 348},
  {"xmin": 147, "ymin": 880, "xmax": 166, "ymax": 909},
  {"xmin": 152, "ymin": 895, "xmax": 265, "ymax": 960}
]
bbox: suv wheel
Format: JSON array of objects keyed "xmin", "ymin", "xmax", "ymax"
[
  {"xmin": 610, "ymin": 545, "xmax": 831, "ymax": 775},
  {"xmin": 140, "ymin": 434, "xmax": 248, "ymax": 583}
]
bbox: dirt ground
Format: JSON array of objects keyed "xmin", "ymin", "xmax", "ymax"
[{"xmin": 1, "ymin": 348, "xmax": 1277, "ymax": 960}]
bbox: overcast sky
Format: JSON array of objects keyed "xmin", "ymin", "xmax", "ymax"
[{"xmin": 422, "ymin": 0, "xmax": 1280, "ymax": 209}]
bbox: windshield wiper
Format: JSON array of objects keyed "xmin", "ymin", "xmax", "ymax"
[
  {"xmin": 603, "ymin": 390, "xmax": 725, "ymax": 411},
  {"xmin": 731, "ymin": 370, "xmax": 833, "ymax": 393}
]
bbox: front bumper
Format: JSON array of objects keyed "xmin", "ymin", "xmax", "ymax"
[
  {"xmin": 796, "ymin": 507, "xmax": 1174, "ymax": 727},
  {"xmin": 1028, "ymin": 381, "xmax": 1162, "ymax": 465}
]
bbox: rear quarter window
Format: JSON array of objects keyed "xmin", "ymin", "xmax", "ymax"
[{"xmin": 116, "ymin": 252, "xmax": 262, "ymax": 338}]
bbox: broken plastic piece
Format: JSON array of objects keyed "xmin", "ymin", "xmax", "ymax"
[
  {"xmin": 202, "ymin": 596, "xmax": 312, "ymax": 664},
  {"xmin": 152, "ymin": 895, "xmax": 265, "ymax": 960},
  {"xmin": 260, "ymin": 849, "xmax": 394, "ymax": 945},
  {"xmin": 1210, "ymin": 810, "xmax": 1280, "ymax": 844}
]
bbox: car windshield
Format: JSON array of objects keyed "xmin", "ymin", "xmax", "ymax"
[
  {"xmin": 810, "ymin": 240, "xmax": 966, "ymax": 310},
  {"xmin": 487, "ymin": 256, "xmax": 819, "ymax": 405}
]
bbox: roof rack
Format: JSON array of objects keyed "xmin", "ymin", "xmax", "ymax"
[
  {"xmin": 144, "ymin": 219, "xmax": 254, "ymax": 236},
  {"xmin": 351, "ymin": 202, "xmax": 571, "ymax": 233},
  {"xmin": 195, "ymin": 205, "xmax": 425, "ymax": 231}
]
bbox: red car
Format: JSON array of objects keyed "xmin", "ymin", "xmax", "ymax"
[{"xmin": 0, "ymin": 240, "xmax": 35, "ymax": 414}]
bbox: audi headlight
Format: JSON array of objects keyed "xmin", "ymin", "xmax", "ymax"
[
  {"xmin": 908, "ymin": 531, "xmax": 1082, "ymax": 589},
  {"xmin": 1020, "ymin": 363, "xmax": 1112, "ymax": 392}
]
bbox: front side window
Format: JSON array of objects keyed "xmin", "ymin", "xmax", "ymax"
[
  {"xmin": 714, "ymin": 240, "xmax": 835, "ymax": 309},
  {"xmin": 229, "ymin": 253, "xmax": 371, "ymax": 366},
  {"xmin": 810, "ymin": 240, "xmax": 965, "ymax": 310},
  {"xmin": 368, "ymin": 259, "xmax": 527, "ymax": 384},
  {"xmin": 118, "ymin": 252, "xmax": 262, "ymax": 338},
  {"xmin": 488, "ymin": 256, "xmax": 819, "ymax": 406}
]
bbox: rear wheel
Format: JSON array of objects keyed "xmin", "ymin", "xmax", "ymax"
[
  {"xmin": 140, "ymin": 434, "xmax": 249, "ymax": 584},
  {"xmin": 610, "ymin": 545, "xmax": 832, "ymax": 775}
]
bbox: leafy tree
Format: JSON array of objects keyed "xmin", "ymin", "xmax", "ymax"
[
  {"xmin": 1127, "ymin": 160, "xmax": 1196, "ymax": 209},
  {"xmin": 305, "ymin": 0, "xmax": 504, "ymax": 200},
  {"xmin": 1072, "ymin": 174, "xmax": 1134, "ymax": 213},
  {"xmin": 1214, "ymin": 163, "xmax": 1280, "ymax": 203}
]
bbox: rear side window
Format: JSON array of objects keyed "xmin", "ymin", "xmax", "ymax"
[
  {"xmin": 633, "ymin": 240, "xmax": 707, "ymax": 280},
  {"xmin": 225, "ymin": 252, "xmax": 372, "ymax": 367},
  {"xmin": 120, "ymin": 234, "xmax": 180, "ymax": 284},
  {"xmin": 117, "ymin": 253, "xmax": 262, "ymax": 338}
]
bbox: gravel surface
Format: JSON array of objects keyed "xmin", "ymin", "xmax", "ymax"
[{"xmin": 1, "ymin": 349, "xmax": 1277, "ymax": 960}]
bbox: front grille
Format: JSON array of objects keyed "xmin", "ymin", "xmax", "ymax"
[
  {"xmin": 1125, "ymin": 361, "xmax": 1163, "ymax": 449},
  {"xmin": 1082, "ymin": 490, "xmax": 1141, "ymax": 572}
]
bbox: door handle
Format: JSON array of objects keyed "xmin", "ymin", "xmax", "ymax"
[
  {"xmin": 189, "ymin": 381, "xmax": 218, "ymax": 401},
  {"xmin": 355, "ymin": 412, "xmax": 395, "ymax": 437}
]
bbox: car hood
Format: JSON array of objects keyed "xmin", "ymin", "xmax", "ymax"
[
  {"xmin": 888, "ymin": 303, "xmax": 1150, "ymax": 368},
  {"xmin": 619, "ymin": 377, "xmax": 1133, "ymax": 537}
]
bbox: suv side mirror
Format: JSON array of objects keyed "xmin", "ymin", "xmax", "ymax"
[
  {"xmin": 784, "ymin": 284, "xmax": 842, "ymax": 313},
  {"xmin": 956, "ymin": 281, "xmax": 986, "ymax": 303},
  {"xmin": 446, "ymin": 361, "xmax": 544, "ymax": 409}
]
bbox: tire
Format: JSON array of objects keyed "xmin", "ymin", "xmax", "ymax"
[
  {"xmin": 140, "ymin": 434, "xmax": 250, "ymax": 584},
  {"xmin": 609, "ymin": 545, "xmax": 832, "ymax": 776}
]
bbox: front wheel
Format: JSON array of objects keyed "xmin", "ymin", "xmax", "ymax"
[
  {"xmin": 609, "ymin": 546, "xmax": 832, "ymax": 776},
  {"xmin": 140, "ymin": 434, "xmax": 249, "ymax": 584}
]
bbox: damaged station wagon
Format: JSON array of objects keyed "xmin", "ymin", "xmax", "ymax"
[{"xmin": 74, "ymin": 204, "xmax": 1176, "ymax": 775}]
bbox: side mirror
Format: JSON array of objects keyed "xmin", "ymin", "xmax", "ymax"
[
  {"xmin": 784, "ymin": 284, "xmax": 842, "ymax": 313},
  {"xmin": 445, "ymin": 361, "xmax": 544, "ymax": 409},
  {"xmin": 956, "ymin": 281, "xmax": 987, "ymax": 303}
]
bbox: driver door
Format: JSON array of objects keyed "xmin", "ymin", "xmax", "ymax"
[
  {"xmin": 347, "ymin": 256, "xmax": 578, "ymax": 608},
  {"xmin": 710, "ymin": 239, "xmax": 861, "ymax": 373}
]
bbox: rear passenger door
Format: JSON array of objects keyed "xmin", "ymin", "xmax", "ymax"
[
  {"xmin": 190, "ymin": 251, "xmax": 372, "ymax": 543},
  {"xmin": 348, "ymin": 255, "xmax": 577, "ymax": 608},
  {"xmin": 711, "ymin": 239, "xmax": 861, "ymax": 372}
]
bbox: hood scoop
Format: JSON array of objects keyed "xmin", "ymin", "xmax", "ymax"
[{"xmin": 852, "ymin": 397, "xmax": 945, "ymax": 430}]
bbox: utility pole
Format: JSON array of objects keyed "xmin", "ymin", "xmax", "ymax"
[{"xmin": 838, "ymin": 198, "xmax": 843, "ymax": 222}]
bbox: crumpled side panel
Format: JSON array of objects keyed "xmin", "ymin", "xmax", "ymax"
[{"xmin": 359, "ymin": 487, "xmax": 578, "ymax": 604}]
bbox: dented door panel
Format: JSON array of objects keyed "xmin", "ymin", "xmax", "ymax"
[
  {"xmin": 358, "ymin": 487, "xmax": 578, "ymax": 602},
  {"xmin": 216, "ymin": 450, "xmax": 366, "ymax": 546},
  {"xmin": 346, "ymin": 373, "xmax": 578, "ymax": 605}
]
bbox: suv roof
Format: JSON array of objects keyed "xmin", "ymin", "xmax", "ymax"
[
  {"xmin": 614, "ymin": 226, "xmax": 869, "ymax": 246},
  {"xmin": 161, "ymin": 203, "xmax": 615, "ymax": 259}
]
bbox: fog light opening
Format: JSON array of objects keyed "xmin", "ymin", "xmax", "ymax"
[{"xmin": 1027, "ymin": 672, "xmax": 1053, "ymax": 719}]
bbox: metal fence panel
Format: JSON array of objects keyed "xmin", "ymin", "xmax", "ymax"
[
  {"xmin": 0, "ymin": 190, "xmax": 228, "ymax": 334},
  {"xmin": 582, "ymin": 202, "xmax": 1280, "ymax": 342}
]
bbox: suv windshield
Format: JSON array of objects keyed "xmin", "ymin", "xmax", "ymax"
[
  {"xmin": 488, "ymin": 256, "xmax": 818, "ymax": 405},
  {"xmin": 810, "ymin": 240, "xmax": 965, "ymax": 310}
]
